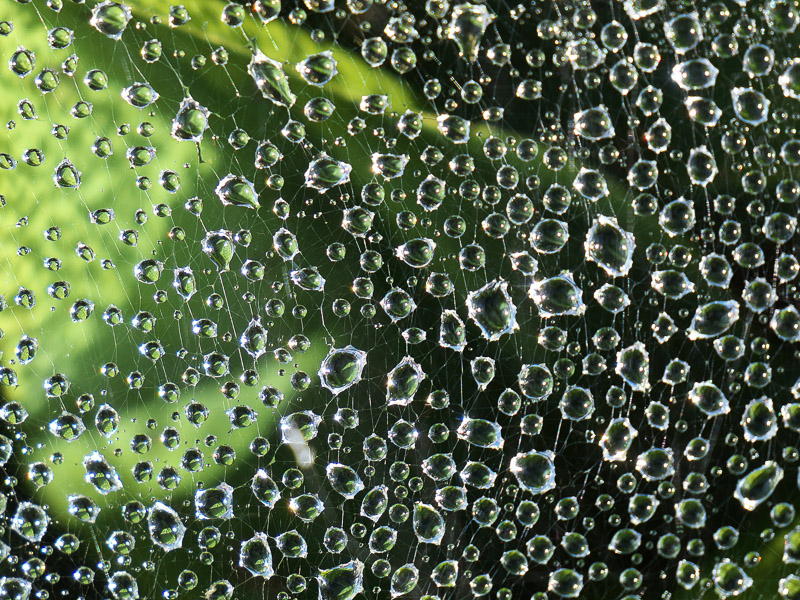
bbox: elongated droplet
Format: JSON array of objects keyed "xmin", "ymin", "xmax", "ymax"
[
  {"xmin": 248, "ymin": 48, "xmax": 296, "ymax": 107},
  {"xmin": 734, "ymin": 461, "xmax": 783, "ymax": 511}
]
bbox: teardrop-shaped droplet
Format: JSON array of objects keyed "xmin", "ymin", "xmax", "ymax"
[
  {"xmin": 239, "ymin": 318, "xmax": 268, "ymax": 359},
  {"xmin": 360, "ymin": 485, "xmax": 388, "ymax": 522},
  {"xmin": 273, "ymin": 227, "xmax": 299, "ymax": 260},
  {"xmin": 326, "ymin": 463, "xmax": 364, "ymax": 499},
  {"xmin": 431, "ymin": 560, "xmax": 459, "ymax": 587},
  {"xmin": 734, "ymin": 461, "xmax": 783, "ymax": 511},
  {"xmin": 147, "ymin": 502, "xmax": 185, "ymax": 552},
  {"xmin": 172, "ymin": 267, "xmax": 196, "ymax": 301},
  {"xmin": 599, "ymin": 418, "xmax": 638, "ymax": 461},
  {"xmin": 252, "ymin": 469, "xmax": 280, "ymax": 508},
  {"xmin": 390, "ymin": 564, "xmax": 419, "ymax": 598},
  {"xmin": 239, "ymin": 532, "xmax": 274, "ymax": 578},
  {"xmin": 439, "ymin": 309, "xmax": 466, "ymax": 351},
  {"xmin": 202, "ymin": 230, "xmax": 235, "ymax": 272},
  {"xmin": 275, "ymin": 530, "xmax": 307, "ymax": 558},
  {"xmin": 447, "ymin": 3, "xmax": 495, "ymax": 63},
  {"xmin": 83, "ymin": 451, "xmax": 122, "ymax": 495},
  {"xmin": 741, "ymin": 397, "xmax": 777, "ymax": 442},
  {"xmin": 456, "ymin": 417, "xmax": 503, "ymax": 449},
  {"xmin": 412, "ymin": 502, "xmax": 445, "ymax": 544},
  {"xmin": 53, "ymin": 158, "xmax": 80, "ymax": 188},
  {"xmin": 171, "ymin": 97, "xmax": 209, "ymax": 142},
  {"xmin": 215, "ymin": 174, "xmax": 259, "ymax": 209},
  {"xmin": 386, "ymin": 356, "xmax": 425, "ymax": 405},
  {"xmin": 248, "ymin": 47, "xmax": 296, "ymax": 107},
  {"xmin": 615, "ymin": 342, "xmax": 650, "ymax": 391}
]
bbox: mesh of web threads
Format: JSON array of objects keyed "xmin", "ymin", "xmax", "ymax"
[{"xmin": 0, "ymin": 1, "xmax": 800, "ymax": 600}]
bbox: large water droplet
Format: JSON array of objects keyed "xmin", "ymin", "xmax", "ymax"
[
  {"xmin": 215, "ymin": 174, "xmax": 259, "ymax": 209},
  {"xmin": 147, "ymin": 502, "xmax": 185, "ymax": 552},
  {"xmin": 90, "ymin": 1, "xmax": 132, "ymax": 40},
  {"xmin": 317, "ymin": 560, "xmax": 364, "ymax": 600},
  {"xmin": 171, "ymin": 97, "xmax": 209, "ymax": 142},
  {"xmin": 248, "ymin": 47, "xmax": 296, "ymax": 107},
  {"xmin": 466, "ymin": 279, "xmax": 518, "ymax": 340},
  {"xmin": 447, "ymin": 3, "xmax": 495, "ymax": 63},
  {"xmin": 529, "ymin": 274, "xmax": 585, "ymax": 318},
  {"xmin": 326, "ymin": 463, "xmax": 364, "ymax": 499},
  {"xmin": 239, "ymin": 532, "xmax": 274, "ymax": 578},
  {"xmin": 688, "ymin": 300, "xmax": 740, "ymax": 340},
  {"xmin": 584, "ymin": 216, "xmax": 635, "ymax": 276},
  {"xmin": 10, "ymin": 502, "xmax": 49, "ymax": 542},
  {"xmin": 510, "ymin": 450, "xmax": 556, "ymax": 494},
  {"xmin": 319, "ymin": 346, "xmax": 367, "ymax": 395},
  {"xmin": 305, "ymin": 154, "xmax": 352, "ymax": 190},
  {"xmin": 386, "ymin": 356, "xmax": 425, "ymax": 405},
  {"xmin": 734, "ymin": 461, "xmax": 783, "ymax": 510}
]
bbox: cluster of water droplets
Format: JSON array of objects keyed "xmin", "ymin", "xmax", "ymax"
[{"xmin": 1, "ymin": 0, "xmax": 800, "ymax": 600}]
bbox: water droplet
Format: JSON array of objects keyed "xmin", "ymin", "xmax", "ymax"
[
  {"xmin": 529, "ymin": 274, "xmax": 585, "ymax": 317},
  {"xmin": 239, "ymin": 532, "xmax": 274, "ymax": 578},
  {"xmin": 317, "ymin": 560, "xmax": 363, "ymax": 600},
  {"xmin": 297, "ymin": 51, "xmax": 338, "ymax": 85},
  {"xmin": 147, "ymin": 502, "xmax": 185, "ymax": 552},
  {"xmin": 387, "ymin": 356, "xmax": 425, "ymax": 405},
  {"xmin": 171, "ymin": 97, "xmax": 209, "ymax": 141},
  {"xmin": 304, "ymin": 154, "xmax": 352, "ymax": 190},
  {"xmin": 735, "ymin": 461, "xmax": 783, "ymax": 510},
  {"xmin": 319, "ymin": 346, "xmax": 367, "ymax": 395},
  {"xmin": 202, "ymin": 230, "xmax": 235, "ymax": 271},
  {"xmin": 510, "ymin": 450, "xmax": 556, "ymax": 494},
  {"xmin": 456, "ymin": 417, "xmax": 503, "ymax": 449},
  {"xmin": 53, "ymin": 158, "xmax": 80, "ymax": 188},
  {"xmin": 83, "ymin": 451, "xmax": 122, "ymax": 494},
  {"xmin": 248, "ymin": 47, "xmax": 296, "ymax": 107},
  {"xmin": 466, "ymin": 279, "xmax": 518, "ymax": 340},
  {"xmin": 390, "ymin": 564, "xmax": 419, "ymax": 597},
  {"xmin": 688, "ymin": 300, "xmax": 740, "ymax": 340},
  {"xmin": 326, "ymin": 462, "xmax": 364, "ymax": 499},
  {"xmin": 11, "ymin": 502, "xmax": 49, "ymax": 542},
  {"xmin": 447, "ymin": 3, "xmax": 495, "ymax": 63},
  {"xmin": 413, "ymin": 503, "xmax": 445, "ymax": 544},
  {"xmin": 90, "ymin": 1, "xmax": 132, "ymax": 39},
  {"xmin": 121, "ymin": 82, "xmax": 159, "ymax": 108},
  {"xmin": 215, "ymin": 174, "xmax": 259, "ymax": 209},
  {"xmin": 585, "ymin": 216, "xmax": 635, "ymax": 276}
]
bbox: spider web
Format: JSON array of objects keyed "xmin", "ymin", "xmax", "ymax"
[{"xmin": 1, "ymin": 1, "xmax": 800, "ymax": 600}]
